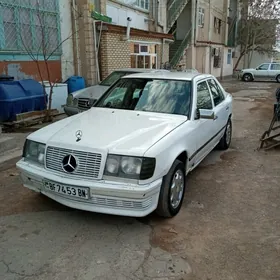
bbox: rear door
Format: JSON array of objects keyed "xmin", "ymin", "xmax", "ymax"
[
  {"xmin": 269, "ymin": 63, "xmax": 280, "ymax": 80},
  {"xmin": 206, "ymin": 78, "xmax": 229, "ymax": 140}
]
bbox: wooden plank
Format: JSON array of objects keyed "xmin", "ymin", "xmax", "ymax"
[{"xmin": 16, "ymin": 109, "xmax": 59, "ymax": 122}]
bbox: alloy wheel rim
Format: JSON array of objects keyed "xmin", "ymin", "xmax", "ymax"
[
  {"xmin": 226, "ymin": 122, "xmax": 232, "ymax": 146},
  {"xmin": 170, "ymin": 170, "xmax": 184, "ymax": 209}
]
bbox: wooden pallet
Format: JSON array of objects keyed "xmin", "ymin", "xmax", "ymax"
[
  {"xmin": 1, "ymin": 109, "xmax": 59, "ymax": 132},
  {"xmin": 259, "ymin": 103, "xmax": 280, "ymax": 150}
]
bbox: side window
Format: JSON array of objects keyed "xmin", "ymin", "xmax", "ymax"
[
  {"xmin": 196, "ymin": 81, "xmax": 213, "ymax": 110},
  {"xmin": 207, "ymin": 79, "xmax": 225, "ymax": 106},
  {"xmin": 271, "ymin": 64, "xmax": 280, "ymax": 70},
  {"xmin": 258, "ymin": 64, "xmax": 269, "ymax": 70}
]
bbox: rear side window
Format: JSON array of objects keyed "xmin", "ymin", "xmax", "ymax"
[
  {"xmin": 196, "ymin": 81, "xmax": 213, "ymax": 110},
  {"xmin": 271, "ymin": 64, "xmax": 280, "ymax": 70},
  {"xmin": 207, "ymin": 79, "xmax": 225, "ymax": 106}
]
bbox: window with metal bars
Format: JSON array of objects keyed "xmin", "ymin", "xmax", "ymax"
[{"xmin": 0, "ymin": 0, "xmax": 61, "ymax": 54}]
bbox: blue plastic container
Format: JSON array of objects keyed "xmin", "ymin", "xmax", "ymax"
[
  {"xmin": 0, "ymin": 79, "xmax": 46, "ymax": 122},
  {"xmin": 66, "ymin": 76, "xmax": 86, "ymax": 94}
]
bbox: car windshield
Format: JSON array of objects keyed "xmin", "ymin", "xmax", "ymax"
[
  {"xmin": 100, "ymin": 71, "xmax": 134, "ymax": 86},
  {"xmin": 95, "ymin": 78, "xmax": 192, "ymax": 116}
]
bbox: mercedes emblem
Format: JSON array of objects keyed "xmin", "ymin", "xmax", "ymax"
[
  {"xmin": 62, "ymin": 155, "xmax": 77, "ymax": 173},
  {"xmin": 76, "ymin": 130, "xmax": 82, "ymax": 142}
]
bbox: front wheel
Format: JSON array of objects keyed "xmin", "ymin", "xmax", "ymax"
[
  {"xmin": 242, "ymin": 73, "xmax": 253, "ymax": 82},
  {"xmin": 217, "ymin": 118, "xmax": 232, "ymax": 150},
  {"xmin": 156, "ymin": 160, "xmax": 186, "ymax": 218}
]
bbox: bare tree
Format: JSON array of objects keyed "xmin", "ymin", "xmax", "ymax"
[
  {"xmin": 234, "ymin": 0, "xmax": 280, "ymax": 70},
  {"xmin": 20, "ymin": 1, "xmax": 80, "ymax": 121}
]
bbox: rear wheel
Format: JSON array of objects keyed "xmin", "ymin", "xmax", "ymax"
[
  {"xmin": 217, "ymin": 118, "xmax": 232, "ymax": 150},
  {"xmin": 276, "ymin": 75, "xmax": 280, "ymax": 83},
  {"xmin": 242, "ymin": 73, "xmax": 253, "ymax": 82},
  {"xmin": 156, "ymin": 160, "xmax": 186, "ymax": 218}
]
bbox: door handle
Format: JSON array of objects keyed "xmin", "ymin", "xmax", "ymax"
[{"xmin": 226, "ymin": 106, "xmax": 229, "ymax": 111}]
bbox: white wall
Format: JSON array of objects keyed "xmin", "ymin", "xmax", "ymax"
[
  {"xmin": 106, "ymin": 1, "xmax": 149, "ymax": 30},
  {"xmin": 59, "ymin": 0, "xmax": 75, "ymax": 81}
]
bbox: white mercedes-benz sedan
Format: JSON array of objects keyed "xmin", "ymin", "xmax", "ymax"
[{"xmin": 16, "ymin": 72, "xmax": 233, "ymax": 218}]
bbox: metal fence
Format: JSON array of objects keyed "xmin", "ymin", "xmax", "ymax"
[{"xmin": 0, "ymin": 0, "xmax": 61, "ymax": 55}]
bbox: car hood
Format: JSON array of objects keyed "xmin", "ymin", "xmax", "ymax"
[
  {"xmin": 28, "ymin": 108, "xmax": 188, "ymax": 156},
  {"xmin": 241, "ymin": 68, "xmax": 256, "ymax": 72},
  {"xmin": 72, "ymin": 85, "xmax": 109, "ymax": 99}
]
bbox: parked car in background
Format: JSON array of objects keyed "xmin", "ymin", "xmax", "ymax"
[
  {"xmin": 17, "ymin": 72, "xmax": 232, "ymax": 218},
  {"xmin": 239, "ymin": 62, "xmax": 280, "ymax": 82},
  {"xmin": 64, "ymin": 68, "xmax": 169, "ymax": 116}
]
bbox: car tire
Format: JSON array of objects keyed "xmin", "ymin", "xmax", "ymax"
[
  {"xmin": 217, "ymin": 118, "xmax": 232, "ymax": 150},
  {"xmin": 242, "ymin": 73, "xmax": 253, "ymax": 82},
  {"xmin": 156, "ymin": 160, "xmax": 186, "ymax": 218},
  {"xmin": 276, "ymin": 75, "xmax": 280, "ymax": 83}
]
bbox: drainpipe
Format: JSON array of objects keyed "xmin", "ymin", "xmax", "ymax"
[
  {"xmin": 126, "ymin": 17, "xmax": 132, "ymax": 40},
  {"xmin": 192, "ymin": 0, "xmax": 198, "ymax": 69},
  {"xmin": 154, "ymin": 0, "xmax": 159, "ymax": 32},
  {"xmin": 220, "ymin": 0, "xmax": 229, "ymax": 80},
  {"xmin": 208, "ymin": 0, "xmax": 212, "ymax": 74},
  {"xmin": 93, "ymin": 20, "xmax": 101, "ymax": 83},
  {"xmin": 71, "ymin": 0, "xmax": 80, "ymax": 76}
]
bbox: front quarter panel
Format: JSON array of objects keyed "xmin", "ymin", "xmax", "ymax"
[{"xmin": 141, "ymin": 121, "xmax": 196, "ymax": 185}]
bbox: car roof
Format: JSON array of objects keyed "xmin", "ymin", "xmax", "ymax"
[
  {"xmin": 122, "ymin": 71, "xmax": 212, "ymax": 81},
  {"xmin": 114, "ymin": 68, "xmax": 169, "ymax": 73}
]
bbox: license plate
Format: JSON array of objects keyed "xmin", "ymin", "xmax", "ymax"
[{"xmin": 43, "ymin": 180, "xmax": 89, "ymax": 200}]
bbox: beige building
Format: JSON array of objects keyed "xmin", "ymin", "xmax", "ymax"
[
  {"xmin": 70, "ymin": 0, "xmax": 239, "ymax": 85},
  {"xmin": 168, "ymin": 0, "xmax": 239, "ymax": 78},
  {"xmin": 71, "ymin": 0, "xmax": 173, "ymax": 85}
]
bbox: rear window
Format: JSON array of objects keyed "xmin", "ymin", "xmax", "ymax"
[{"xmin": 100, "ymin": 71, "xmax": 136, "ymax": 86}]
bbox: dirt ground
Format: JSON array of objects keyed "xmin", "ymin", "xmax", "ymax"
[{"xmin": 0, "ymin": 80, "xmax": 280, "ymax": 280}]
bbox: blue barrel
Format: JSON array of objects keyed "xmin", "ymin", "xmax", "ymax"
[
  {"xmin": 0, "ymin": 79, "xmax": 46, "ymax": 122},
  {"xmin": 66, "ymin": 76, "xmax": 86, "ymax": 94}
]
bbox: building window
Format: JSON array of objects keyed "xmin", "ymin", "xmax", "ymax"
[
  {"xmin": 130, "ymin": 43, "xmax": 157, "ymax": 69},
  {"xmin": 117, "ymin": 0, "xmax": 149, "ymax": 10},
  {"xmin": 0, "ymin": 0, "xmax": 60, "ymax": 53},
  {"xmin": 198, "ymin": 7, "xmax": 205, "ymax": 27},
  {"xmin": 227, "ymin": 49, "xmax": 232, "ymax": 64},
  {"xmin": 214, "ymin": 17, "xmax": 222, "ymax": 34}
]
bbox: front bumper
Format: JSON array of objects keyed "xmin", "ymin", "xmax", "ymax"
[
  {"xmin": 64, "ymin": 106, "xmax": 87, "ymax": 116},
  {"xmin": 16, "ymin": 159, "xmax": 162, "ymax": 217}
]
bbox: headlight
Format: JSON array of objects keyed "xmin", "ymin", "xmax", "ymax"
[
  {"xmin": 104, "ymin": 154, "xmax": 156, "ymax": 180},
  {"xmin": 66, "ymin": 94, "xmax": 73, "ymax": 106},
  {"xmin": 23, "ymin": 140, "xmax": 46, "ymax": 165}
]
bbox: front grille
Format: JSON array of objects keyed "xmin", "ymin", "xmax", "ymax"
[
  {"xmin": 46, "ymin": 146, "xmax": 102, "ymax": 179},
  {"xmin": 78, "ymin": 98, "xmax": 90, "ymax": 109},
  {"xmin": 91, "ymin": 196, "xmax": 152, "ymax": 210}
]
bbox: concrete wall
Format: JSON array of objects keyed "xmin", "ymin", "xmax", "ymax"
[
  {"xmin": 106, "ymin": 1, "xmax": 149, "ymax": 30},
  {"xmin": 244, "ymin": 52, "xmax": 273, "ymax": 69},
  {"xmin": 0, "ymin": 59, "xmax": 61, "ymax": 81},
  {"xmin": 177, "ymin": 1, "xmax": 192, "ymax": 40}
]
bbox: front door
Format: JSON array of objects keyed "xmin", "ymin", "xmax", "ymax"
[
  {"xmin": 192, "ymin": 80, "xmax": 217, "ymax": 165},
  {"xmin": 207, "ymin": 78, "xmax": 228, "ymax": 140},
  {"xmin": 255, "ymin": 63, "xmax": 270, "ymax": 79}
]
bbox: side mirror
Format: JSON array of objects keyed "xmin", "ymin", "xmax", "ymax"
[{"xmin": 198, "ymin": 109, "xmax": 215, "ymax": 120}]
